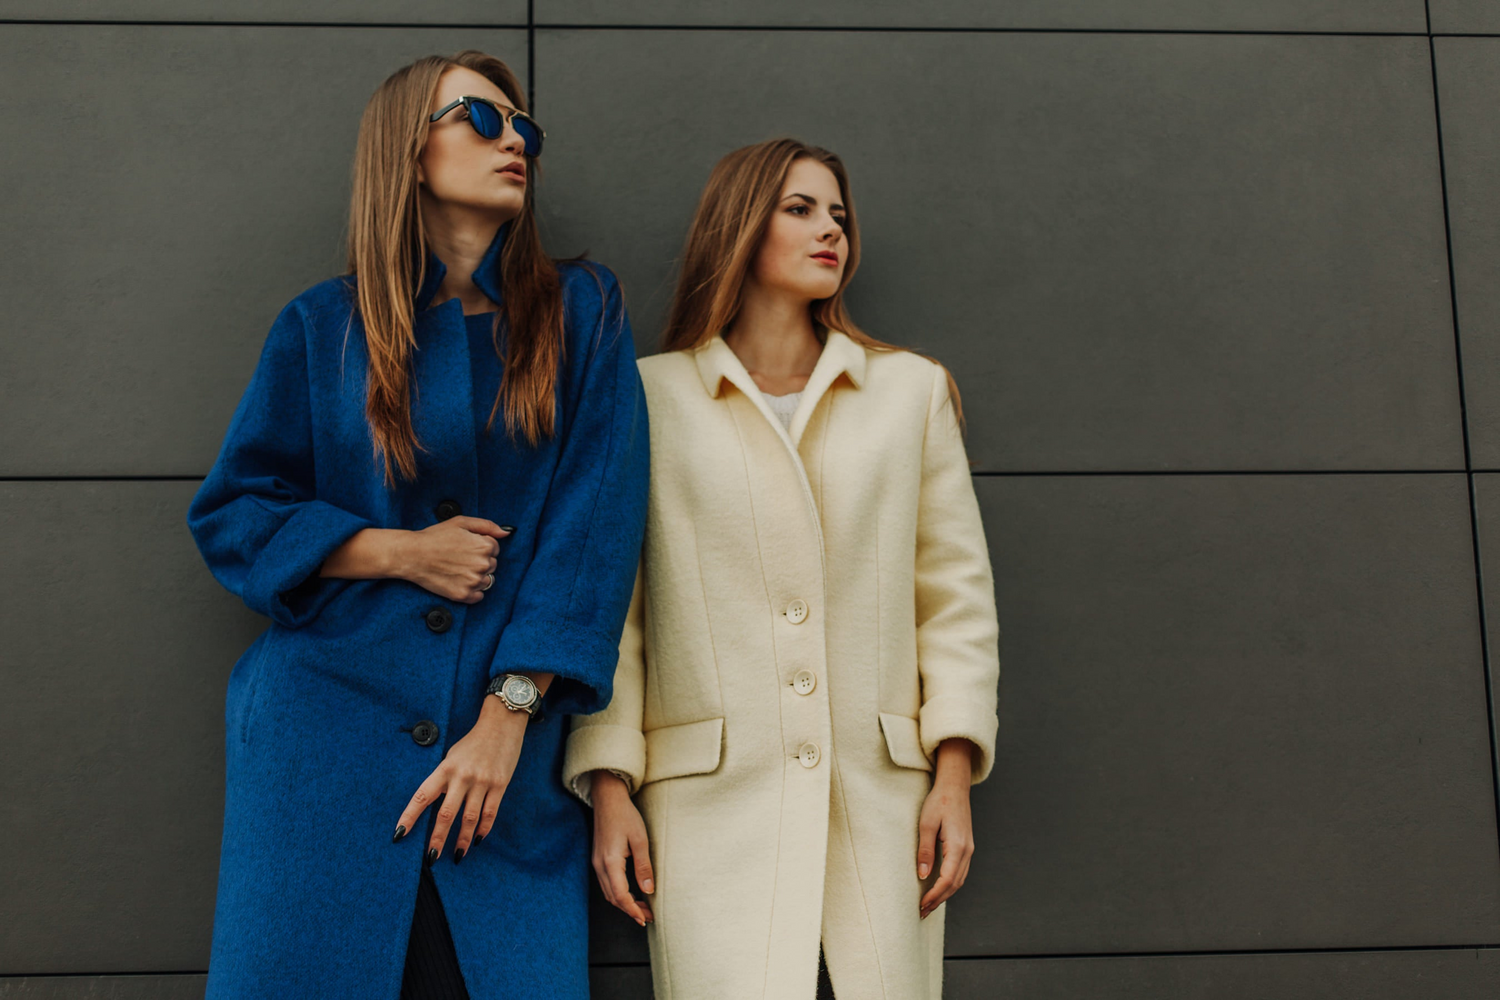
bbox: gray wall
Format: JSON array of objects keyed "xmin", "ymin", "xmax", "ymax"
[{"xmin": 2, "ymin": 2, "xmax": 1499, "ymax": 997}]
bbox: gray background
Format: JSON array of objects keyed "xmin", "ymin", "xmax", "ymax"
[{"xmin": 2, "ymin": 1, "xmax": 1499, "ymax": 997}]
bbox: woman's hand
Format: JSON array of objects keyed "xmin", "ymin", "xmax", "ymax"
[
  {"xmin": 917, "ymin": 738, "xmax": 976, "ymax": 920},
  {"xmin": 321, "ymin": 518, "xmax": 510, "ymax": 603},
  {"xmin": 394, "ymin": 517, "xmax": 510, "ymax": 602},
  {"xmin": 394, "ymin": 696, "xmax": 527, "ymax": 863},
  {"xmin": 590, "ymin": 771, "xmax": 655, "ymax": 926}
]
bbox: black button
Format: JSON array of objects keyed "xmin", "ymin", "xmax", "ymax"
[
  {"xmin": 435, "ymin": 499, "xmax": 462, "ymax": 521},
  {"xmin": 411, "ymin": 720, "xmax": 439, "ymax": 747},
  {"xmin": 424, "ymin": 607, "xmax": 453, "ymax": 633}
]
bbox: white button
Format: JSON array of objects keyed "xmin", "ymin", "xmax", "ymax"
[
  {"xmin": 798, "ymin": 742, "xmax": 821, "ymax": 768},
  {"xmin": 786, "ymin": 599, "xmax": 808, "ymax": 625},
  {"xmin": 792, "ymin": 670, "xmax": 817, "ymax": 695}
]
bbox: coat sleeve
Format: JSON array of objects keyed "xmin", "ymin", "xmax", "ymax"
[
  {"xmin": 490, "ymin": 266, "xmax": 650, "ymax": 718},
  {"xmin": 186, "ymin": 298, "xmax": 375, "ymax": 628},
  {"xmin": 560, "ymin": 560, "xmax": 647, "ymax": 806},
  {"xmin": 914, "ymin": 361, "xmax": 1002, "ymax": 783}
]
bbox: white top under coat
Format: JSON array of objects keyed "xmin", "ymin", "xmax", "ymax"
[{"xmin": 760, "ymin": 388, "xmax": 804, "ymax": 431}]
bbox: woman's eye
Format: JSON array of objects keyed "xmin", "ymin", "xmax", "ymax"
[
  {"xmin": 789, "ymin": 204, "xmax": 808, "ymax": 215},
  {"xmin": 832, "ymin": 216, "xmax": 846, "ymax": 228}
]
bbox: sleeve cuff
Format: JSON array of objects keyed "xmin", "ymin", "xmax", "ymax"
[
  {"xmin": 244, "ymin": 500, "xmax": 373, "ymax": 628},
  {"xmin": 491, "ymin": 617, "xmax": 621, "ymax": 717},
  {"xmin": 919, "ymin": 694, "xmax": 999, "ymax": 784},
  {"xmin": 562, "ymin": 724, "xmax": 647, "ymax": 806}
]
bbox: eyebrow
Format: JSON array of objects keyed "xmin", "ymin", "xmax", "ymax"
[{"xmin": 784, "ymin": 192, "xmax": 846, "ymax": 213}]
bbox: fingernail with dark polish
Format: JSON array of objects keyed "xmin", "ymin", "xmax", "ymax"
[
  {"xmin": 499, "ymin": 525, "xmax": 515, "ymax": 533},
  {"xmin": 393, "ymin": 825, "xmax": 406, "ymax": 843},
  {"xmin": 426, "ymin": 847, "xmax": 438, "ymax": 865},
  {"xmin": 474, "ymin": 834, "xmax": 485, "ymax": 846},
  {"xmin": 453, "ymin": 847, "xmax": 466, "ymax": 864}
]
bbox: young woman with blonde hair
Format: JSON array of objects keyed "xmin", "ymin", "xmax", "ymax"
[
  {"xmin": 563, "ymin": 138, "xmax": 1001, "ymax": 999},
  {"xmin": 189, "ymin": 51, "xmax": 647, "ymax": 999}
]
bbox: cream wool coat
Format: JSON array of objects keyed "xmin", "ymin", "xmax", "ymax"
[{"xmin": 562, "ymin": 330, "xmax": 1000, "ymax": 1000}]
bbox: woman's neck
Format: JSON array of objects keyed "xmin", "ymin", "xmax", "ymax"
[
  {"xmin": 422, "ymin": 199, "xmax": 511, "ymax": 315},
  {"xmin": 723, "ymin": 282, "xmax": 823, "ymax": 395}
]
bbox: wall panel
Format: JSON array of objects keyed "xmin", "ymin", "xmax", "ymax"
[
  {"xmin": 1431, "ymin": 2, "xmax": 1500, "ymax": 35},
  {"xmin": 0, "ymin": 976, "xmax": 209, "ymax": 999},
  {"xmin": 0, "ymin": 2, "xmax": 526, "ymax": 24},
  {"xmin": 535, "ymin": 29, "xmax": 1460, "ymax": 472},
  {"xmin": 1435, "ymin": 39, "xmax": 1500, "ymax": 467},
  {"xmin": 945, "ymin": 949, "xmax": 1500, "ymax": 998},
  {"xmin": 534, "ymin": 1, "xmax": 1425, "ymax": 32},
  {"xmin": 0, "ymin": 25, "xmax": 527, "ymax": 477},
  {"xmin": 0, "ymin": 483, "xmax": 263, "ymax": 973},
  {"xmin": 952, "ymin": 474, "xmax": 1500, "ymax": 954}
]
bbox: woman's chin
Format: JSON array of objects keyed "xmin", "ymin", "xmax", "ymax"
[
  {"xmin": 455, "ymin": 194, "xmax": 526, "ymax": 226},
  {"xmin": 802, "ymin": 278, "xmax": 843, "ymax": 301}
]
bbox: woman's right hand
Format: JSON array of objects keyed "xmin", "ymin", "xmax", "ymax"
[
  {"xmin": 590, "ymin": 771, "xmax": 655, "ymax": 927},
  {"xmin": 394, "ymin": 517, "xmax": 510, "ymax": 602},
  {"xmin": 320, "ymin": 518, "xmax": 510, "ymax": 603}
]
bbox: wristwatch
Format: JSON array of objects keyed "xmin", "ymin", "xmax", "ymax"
[{"xmin": 486, "ymin": 673, "xmax": 541, "ymax": 717}]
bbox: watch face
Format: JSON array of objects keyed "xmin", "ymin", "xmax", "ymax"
[{"xmin": 501, "ymin": 675, "xmax": 538, "ymax": 707}]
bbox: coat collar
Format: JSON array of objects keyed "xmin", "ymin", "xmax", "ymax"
[
  {"xmin": 693, "ymin": 328, "xmax": 867, "ymax": 449},
  {"xmin": 693, "ymin": 328, "xmax": 867, "ymax": 400},
  {"xmin": 413, "ymin": 220, "xmax": 511, "ymax": 313}
]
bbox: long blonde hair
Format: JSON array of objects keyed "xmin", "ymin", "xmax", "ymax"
[
  {"xmin": 660, "ymin": 138, "xmax": 963, "ymax": 429},
  {"xmin": 347, "ymin": 50, "xmax": 563, "ymax": 486}
]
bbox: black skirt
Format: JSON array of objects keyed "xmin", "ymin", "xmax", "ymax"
[
  {"xmin": 400, "ymin": 864, "xmax": 470, "ymax": 1000},
  {"xmin": 817, "ymin": 946, "xmax": 836, "ymax": 999}
]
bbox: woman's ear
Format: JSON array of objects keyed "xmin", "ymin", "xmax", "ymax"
[{"xmin": 416, "ymin": 162, "xmax": 426, "ymax": 186}]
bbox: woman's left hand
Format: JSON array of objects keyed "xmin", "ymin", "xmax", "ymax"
[
  {"xmin": 394, "ymin": 696, "xmax": 528, "ymax": 863},
  {"xmin": 917, "ymin": 738, "xmax": 976, "ymax": 920}
]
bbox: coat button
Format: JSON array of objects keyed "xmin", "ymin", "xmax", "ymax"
[
  {"xmin": 424, "ymin": 607, "xmax": 453, "ymax": 633},
  {"xmin": 798, "ymin": 742, "xmax": 821, "ymax": 768},
  {"xmin": 435, "ymin": 499, "xmax": 462, "ymax": 521},
  {"xmin": 411, "ymin": 720, "xmax": 439, "ymax": 747},
  {"xmin": 792, "ymin": 670, "xmax": 817, "ymax": 695},
  {"xmin": 786, "ymin": 599, "xmax": 808, "ymax": 625}
]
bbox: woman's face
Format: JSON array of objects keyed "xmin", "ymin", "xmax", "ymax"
[
  {"xmin": 417, "ymin": 66, "xmax": 529, "ymax": 221},
  {"xmin": 750, "ymin": 157, "xmax": 849, "ymax": 301}
]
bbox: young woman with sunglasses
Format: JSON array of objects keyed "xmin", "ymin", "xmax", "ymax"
[
  {"xmin": 563, "ymin": 138, "xmax": 1001, "ymax": 999},
  {"xmin": 188, "ymin": 51, "xmax": 647, "ymax": 1000}
]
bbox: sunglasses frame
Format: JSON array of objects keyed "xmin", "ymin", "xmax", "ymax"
[{"xmin": 428, "ymin": 95, "xmax": 545, "ymax": 156}]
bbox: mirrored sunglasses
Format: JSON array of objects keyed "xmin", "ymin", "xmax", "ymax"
[{"xmin": 428, "ymin": 95, "xmax": 545, "ymax": 158}]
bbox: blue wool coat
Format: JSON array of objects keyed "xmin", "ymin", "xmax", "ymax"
[{"xmin": 187, "ymin": 223, "xmax": 648, "ymax": 1000}]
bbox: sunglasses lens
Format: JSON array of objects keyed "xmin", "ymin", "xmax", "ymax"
[
  {"xmin": 468, "ymin": 100, "xmax": 502, "ymax": 139},
  {"xmin": 512, "ymin": 117, "xmax": 543, "ymax": 157}
]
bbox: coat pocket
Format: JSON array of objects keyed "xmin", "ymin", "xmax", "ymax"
[
  {"xmin": 643, "ymin": 717, "xmax": 724, "ymax": 785},
  {"xmin": 236, "ymin": 632, "xmax": 277, "ymax": 746},
  {"xmin": 878, "ymin": 713, "xmax": 933, "ymax": 772}
]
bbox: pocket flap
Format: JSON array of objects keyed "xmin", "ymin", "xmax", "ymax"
[
  {"xmin": 879, "ymin": 713, "xmax": 933, "ymax": 772},
  {"xmin": 643, "ymin": 717, "xmax": 724, "ymax": 785}
]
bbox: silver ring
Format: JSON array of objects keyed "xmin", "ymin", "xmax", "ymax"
[{"xmin": 481, "ymin": 574, "xmax": 494, "ymax": 592}]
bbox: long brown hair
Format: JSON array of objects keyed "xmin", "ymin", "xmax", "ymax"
[
  {"xmin": 660, "ymin": 138, "xmax": 964, "ymax": 429},
  {"xmin": 347, "ymin": 50, "xmax": 563, "ymax": 485}
]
